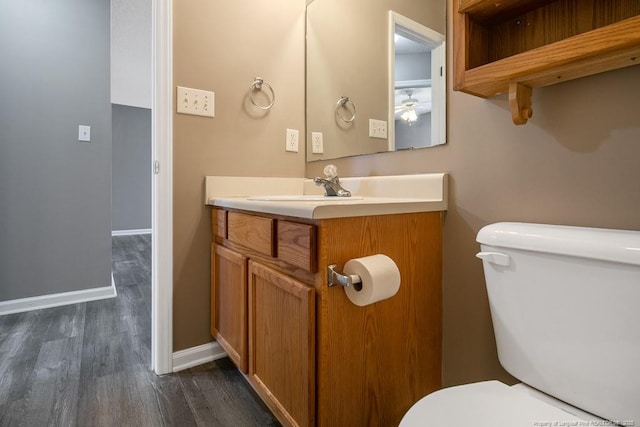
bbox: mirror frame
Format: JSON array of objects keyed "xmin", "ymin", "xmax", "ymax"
[{"xmin": 388, "ymin": 11, "xmax": 446, "ymax": 151}]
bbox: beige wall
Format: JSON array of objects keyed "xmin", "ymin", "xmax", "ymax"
[
  {"xmin": 307, "ymin": 61, "xmax": 640, "ymax": 385},
  {"xmin": 173, "ymin": 0, "xmax": 640, "ymax": 388},
  {"xmin": 307, "ymin": 1, "xmax": 640, "ymax": 386},
  {"xmin": 173, "ymin": 0, "xmax": 306, "ymax": 350}
]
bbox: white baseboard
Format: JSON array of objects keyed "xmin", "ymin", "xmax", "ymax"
[
  {"xmin": 172, "ymin": 341, "xmax": 227, "ymax": 373},
  {"xmin": 112, "ymin": 228, "xmax": 152, "ymax": 236},
  {"xmin": 0, "ymin": 275, "xmax": 118, "ymax": 316}
]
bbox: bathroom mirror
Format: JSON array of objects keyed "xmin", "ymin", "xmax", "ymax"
[{"xmin": 305, "ymin": 0, "xmax": 446, "ymax": 162}]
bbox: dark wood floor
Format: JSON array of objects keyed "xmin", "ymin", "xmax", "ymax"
[{"xmin": 0, "ymin": 234, "xmax": 279, "ymax": 426}]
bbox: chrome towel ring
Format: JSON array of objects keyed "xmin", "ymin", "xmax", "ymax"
[
  {"xmin": 249, "ymin": 77, "xmax": 275, "ymax": 110},
  {"xmin": 335, "ymin": 96, "xmax": 356, "ymax": 123}
]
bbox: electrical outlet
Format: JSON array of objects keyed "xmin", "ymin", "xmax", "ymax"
[
  {"xmin": 176, "ymin": 86, "xmax": 215, "ymax": 117},
  {"xmin": 369, "ymin": 119, "xmax": 388, "ymax": 139},
  {"xmin": 311, "ymin": 132, "xmax": 324, "ymax": 154},
  {"xmin": 285, "ymin": 128, "xmax": 299, "ymax": 152}
]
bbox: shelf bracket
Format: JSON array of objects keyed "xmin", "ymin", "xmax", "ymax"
[{"xmin": 509, "ymin": 82, "xmax": 533, "ymax": 125}]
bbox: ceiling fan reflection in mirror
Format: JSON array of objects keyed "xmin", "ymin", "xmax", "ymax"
[{"xmin": 394, "ymin": 87, "xmax": 432, "ymax": 125}]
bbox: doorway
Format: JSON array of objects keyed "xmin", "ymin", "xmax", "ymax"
[
  {"xmin": 0, "ymin": 0, "xmax": 172, "ymax": 375},
  {"xmin": 111, "ymin": 0, "xmax": 174, "ymax": 375}
]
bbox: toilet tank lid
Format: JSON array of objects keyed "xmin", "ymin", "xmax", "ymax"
[{"xmin": 477, "ymin": 222, "xmax": 640, "ymax": 266}]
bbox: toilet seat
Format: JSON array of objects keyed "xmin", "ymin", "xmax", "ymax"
[{"xmin": 400, "ymin": 381, "xmax": 585, "ymax": 426}]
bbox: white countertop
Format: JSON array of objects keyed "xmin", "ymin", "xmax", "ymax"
[
  {"xmin": 204, "ymin": 173, "xmax": 448, "ymax": 219},
  {"xmin": 208, "ymin": 196, "xmax": 446, "ymax": 219}
]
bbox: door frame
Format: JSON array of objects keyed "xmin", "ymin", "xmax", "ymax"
[{"xmin": 151, "ymin": 0, "xmax": 173, "ymax": 375}]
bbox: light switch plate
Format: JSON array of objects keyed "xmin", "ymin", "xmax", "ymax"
[
  {"xmin": 369, "ymin": 119, "xmax": 388, "ymax": 139},
  {"xmin": 78, "ymin": 125, "xmax": 91, "ymax": 142},
  {"xmin": 177, "ymin": 86, "xmax": 215, "ymax": 117}
]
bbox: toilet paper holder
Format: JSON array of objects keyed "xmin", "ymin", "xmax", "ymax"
[{"xmin": 327, "ymin": 264, "xmax": 362, "ymax": 288}]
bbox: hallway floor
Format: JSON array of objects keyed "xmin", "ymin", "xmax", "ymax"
[{"xmin": 0, "ymin": 234, "xmax": 279, "ymax": 426}]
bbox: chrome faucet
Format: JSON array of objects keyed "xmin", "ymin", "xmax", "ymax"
[{"xmin": 313, "ymin": 165, "xmax": 351, "ymax": 197}]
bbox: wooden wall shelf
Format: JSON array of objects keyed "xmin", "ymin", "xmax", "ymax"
[{"xmin": 453, "ymin": 0, "xmax": 640, "ymax": 124}]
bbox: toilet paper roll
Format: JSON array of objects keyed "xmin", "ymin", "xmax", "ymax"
[{"xmin": 343, "ymin": 254, "xmax": 401, "ymax": 306}]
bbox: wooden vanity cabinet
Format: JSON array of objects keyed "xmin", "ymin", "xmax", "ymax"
[
  {"xmin": 211, "ymin": 207, "xmax": 443, "ymax": 427},
  {"xmin": 212, "ymin": 208, "xmax": 317, "ymax": 426}
]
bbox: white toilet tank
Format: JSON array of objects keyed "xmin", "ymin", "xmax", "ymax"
[{"xmin": 477, "ymin": 222, "xmax": 640, "ymax": 424}]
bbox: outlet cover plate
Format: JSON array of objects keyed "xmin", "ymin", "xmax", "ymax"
[
  {"xmin": 311, "ymin": 132, "xmax": 323, "ymax": 154},
  {"xmin": 285, "ymin": 128, "xmax": 299, "ymax": 152},
  {"xmin": 177, "ymin": 86, "xmax": 215, "ymax": 117}
]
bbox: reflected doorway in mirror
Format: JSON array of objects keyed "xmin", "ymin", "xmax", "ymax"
[{"xmin": 388, "ymin": 11, "xmax": 446, "ymax": 151}]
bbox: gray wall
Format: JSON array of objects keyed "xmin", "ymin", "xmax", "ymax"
[
  {"xmin": 395, "ymin": 52, "xmax": 433, "ymax": 148},
  {"xmin": 396, "ymin": 52, "xmax": 431, "ymax": 81},
  {"xmin": 111, "ymin": 104, "xmax": 151, "ymax": 231},
  {"xmin": 0, "ymin": 0, "xmax": 112, "ymax": 300},
  {"xmin": 111, "ymin": 0, "xmax": 152, "ymax": 108},
  {"xmin": 395, "ymin": 113, "xmax": 432, "ymax": 150}
]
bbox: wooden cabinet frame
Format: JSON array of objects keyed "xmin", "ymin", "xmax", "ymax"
[{"xmin": 453, "ymin": 0, "xmax": 640, "ymax": 124}]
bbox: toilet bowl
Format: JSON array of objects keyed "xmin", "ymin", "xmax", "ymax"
[
  {"xmin": 401, "ymin": 223, "xmax": 640, "ymax": 426},
  {"xmin": 400, "ymin": 381, "xmax": 600, "ymax": 426}
]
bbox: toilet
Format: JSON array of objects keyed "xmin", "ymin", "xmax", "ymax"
[{"xmin": 401, "ymin": 222, "xmax": 640, "ymax": 426}]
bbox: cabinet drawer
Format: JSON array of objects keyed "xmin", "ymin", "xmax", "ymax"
[
  {"xmin": 277, "ymin": 221, "xmax": 317, "ymax": 273},
  {"xmin": 227, "ymin": 212, "xmax": 275, "ymax": 257}
]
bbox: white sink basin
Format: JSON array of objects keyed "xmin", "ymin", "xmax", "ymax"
[{"xmin": 247, "ymin": 195, "xmax": 364, "ymax": 202}]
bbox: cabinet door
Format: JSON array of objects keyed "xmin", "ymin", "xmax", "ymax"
[
  {"xmin": 248, "ymin": 261, "xmax": 315, "ymax": 427},
  {"xmin": 211, "ymin": 244, "xmax": 248, "ymax": 372}
]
